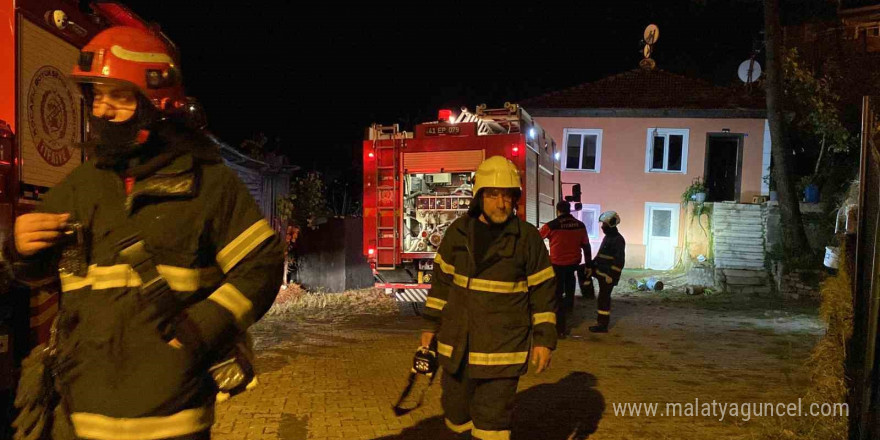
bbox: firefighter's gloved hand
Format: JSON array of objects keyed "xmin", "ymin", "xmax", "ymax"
[{"xmin": 531, "ymin": 346, "xmax": 552, "ymax": 374}]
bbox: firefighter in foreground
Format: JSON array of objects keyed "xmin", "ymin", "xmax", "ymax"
[
  {"xmin": 419, "ymin": 156, "xmax": 557, "ymax": 439},
  {"xmin": 589, "ymin": 211, "xmax": 626, "ymax": 333},
  {"xmin": 10, "ymin": 26, "xmax": 282, "ymax": 439},
  {"xmin": 539, "ymin": 201, "xmax": 592, "ymax": 338}
]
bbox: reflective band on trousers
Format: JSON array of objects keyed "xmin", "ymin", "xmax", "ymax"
[
  {"xmin": 445, "ymin": 419, "xmax": 474, "ymax": 433},
  {"xmin": 598, "ymin": 310, "xmax": 611, "ymax": 316},
  {"xmin": 473, "ymin": 428, "xmax": 511, "ymax": 440},
  {"xmin": 71, "ymin": 407, "xmax": 213, "ymax": 440},
  {"xmin": 532, "ymin": 312, "xmax": 556, "ymax": 325},
  {"xmin": 216, "ymin": 219, "xmax": 276, "ymax": 274},
  {"xmin": 60, "ymin": 264, "xmax": 222, "ymax": 293}
]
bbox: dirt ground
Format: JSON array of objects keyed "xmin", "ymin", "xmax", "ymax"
[{"xmin": 214, "ymin": 273, "xmax": 826, "ymax": 440}]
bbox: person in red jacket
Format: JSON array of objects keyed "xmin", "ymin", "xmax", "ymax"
[{"xmin": 539, "ymin": 201, "xmax": 592, "ymax": 338}]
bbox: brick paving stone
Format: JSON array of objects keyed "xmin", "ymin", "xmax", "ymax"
[{"xmin": 213, "ymin": 298, "xmax": 822, "ymax": 439}]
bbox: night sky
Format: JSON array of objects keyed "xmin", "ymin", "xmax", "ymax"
[{"xmin": 119, "ymin": 0, "xmax": 836, "ymax": 175}]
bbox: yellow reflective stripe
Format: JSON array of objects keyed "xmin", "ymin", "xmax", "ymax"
[
  {"xmin": 445, "ymin": 419, "xmax": 474, "ymax": 434},
  {"xmin": 30, "ymin": 303, "xmax": 58, "ymax": 328},
  {"xmin": 158, "ymin": 265, "xmax": 223, "ymax": 291},
  {"xmin": 71, "ymin": 407, "xmax": 213, "ymax": 440},
  {"xmin": 59, "ymin": 264, "xmax": 221, "ymax": 292},
  {"xmin": 595, "ymin": 270, "xmax": 613, "ymax": 282},
  {"xmin": 453, "ymin": 275, "xmax": 527, "ymax": 294},
  {"xmin": 597, "ymin": 254, "xmax": 614, "ymax": 260},
  {"xmin": 425, "ymin": 297, "xmax": 447, "ymax": 311},
  {"xmin": 611, "ymin": 265, "xmax": 622, "ymax": 273},
  {"xmin": 598, "ymin": 310, "xmax": 611, "ymax": 316},
  {"xmin": 216, "ymin": 219, "xmax": 275, "ymax": 273},
  {"xmin": 437, "ymin": 342, "xmax": 454, "ymax": 358},
  {"xmin": 434, "ymin": 254, "xmax": 455, "ymax": 276},
  {"xmin": 110, "ymin": 45, "xmax": 175, "ymax": 65},
  {"xmin": 207, "ymin": 283, "xmax": 254, "ymax": 329},
  {"xmin": 473, "ymin": 428, "xmax": 511, "ymax": 440},
  {"xmin": 532, "ymin": 312, "xmax": 557, "ymax": 326},
  {"xmin": 468, "ymin": 351, "xmax": 529, "ymax": 366},
  {"xmin": 527, "ymin": 266, "xmax": 555, "ymax": 287}
]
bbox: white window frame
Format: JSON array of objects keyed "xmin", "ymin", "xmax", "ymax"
[
  {"xmin": 573, "ymin": 203, "xmax": 601, "ymax": 239},
  {"xmin": 645, "ymin": 128, "xmax": 689, "ymax": 174},
  {"xmin": 562, "ymin": 128, "xmax": 602, "ymax": 172}
]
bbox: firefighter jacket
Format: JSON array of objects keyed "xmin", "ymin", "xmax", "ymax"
[
  {"xmin": 423, "ymin": 214, "xmax": 557, "ymax": 379},
  {"xmin": 539, "ymin": 213, "xmax": 591, "ymax": 267},
  {"xmin": 12, "ymin": 124, "xmax": 283, "ymax": 440},
  {"xmin": 593, "ymin": 228, "xmax": 626, "ymax": 286}
]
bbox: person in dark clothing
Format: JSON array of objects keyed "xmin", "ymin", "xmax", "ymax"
[
  {"xmin": 539, "ymin": 201, "xmax": 592, "ymax": 338},
  {"xmin": 421, "ymin": 156, "xmax": 556, "ymax": 440},
  {"xmin": 590, "ymin": 211, "xmax": 626, "ymax": 333},
  {"xmin": 10, "ymin": 26, "xmax": 282, "ymax": 439}
]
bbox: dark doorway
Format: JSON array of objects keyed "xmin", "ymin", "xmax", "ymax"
[{"xmin": 704, "ymin": 134, "xmax": 743, "ymax": 202}]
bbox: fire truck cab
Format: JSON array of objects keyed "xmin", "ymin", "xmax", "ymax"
[{"xmin": 363, "ymin": 103, "xmax": 560, "ymax": 290}]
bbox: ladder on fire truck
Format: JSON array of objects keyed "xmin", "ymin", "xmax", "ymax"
[{"xmin": 373, "ymin": 124, "xmax": 402, "ymax": 270}]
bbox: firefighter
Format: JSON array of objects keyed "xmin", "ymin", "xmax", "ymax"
[
  {"xmin": 419, "ymin": 156, "xmax": 557, "ymax": 440},
  {"xmin": 590, "ymin": 211, "xmax": 626, "ymax": 333},
  {"xmin": 539, "ymin": 201, "xmax": 592, "ymax": 338},
  {"xmin": 10, "ymin": 26, "xmax": 282, "ymax": 439}
]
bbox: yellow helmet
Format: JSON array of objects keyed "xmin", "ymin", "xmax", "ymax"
[{"xmin": 473, "ymin": 156, "xmax": 521, "ymax": 195}]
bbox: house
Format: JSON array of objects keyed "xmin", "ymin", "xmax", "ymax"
[
  {"xmin": 521, "ymin": 64, "xmax": 768, "ymax": 270},
  {"xmin": 210, "ymin": 133, "xmax": 298, "ymax": 230}
]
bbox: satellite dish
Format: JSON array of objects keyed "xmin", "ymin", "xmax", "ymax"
[
  {"xmin": 738, "ymin": 59, "xmax": 763, "ymax": 83},
  {"xmin": 644, "ymin": 24, "xmax": 660, "ymax": 45}
]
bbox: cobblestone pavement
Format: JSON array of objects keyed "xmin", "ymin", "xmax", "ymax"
[{"xmin": 213, "ymin": 296, "xmax": 822, "ymax": 440}]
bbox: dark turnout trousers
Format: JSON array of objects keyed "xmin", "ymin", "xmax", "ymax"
[
  {"xmin": 441, "ymin": 364, "xmax": 519, "ymax": 440},
  {"xmin": 552, "ymin": 264, "xmax": 578, "ymax": 334},
  {"xmin": 597, "ymin": 275, "xmax": 613, "ymax": 327}
]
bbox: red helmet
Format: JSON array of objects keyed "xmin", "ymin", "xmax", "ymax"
[{"xmin": 71, "ymin": 26, "xmax": 185, "ymax": 112}]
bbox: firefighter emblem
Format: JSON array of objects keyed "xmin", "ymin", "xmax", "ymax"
[{"xmin": 28, "ymin": 66, "xmax": 78, "ymax": 167}]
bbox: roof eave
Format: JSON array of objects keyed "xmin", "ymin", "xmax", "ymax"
[{"xmin": 525, "ymin": 107, "xmax": 768, "ymax": 119}]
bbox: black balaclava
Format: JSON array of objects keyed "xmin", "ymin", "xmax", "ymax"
[
  {"xmin": 602, "ymin": 224, "xmax": 618, "ymax": 235},
  {"xmin": 85, "ymin": 87, "xmax": 161, "ymax": 167}
]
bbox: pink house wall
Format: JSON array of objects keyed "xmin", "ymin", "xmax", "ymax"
[{"xmin": 535, "ymin": 117, "xmax": 768, "ymax": 269}]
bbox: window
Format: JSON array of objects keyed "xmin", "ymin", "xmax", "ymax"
[
  {"xmin": 563, "ymin": 129, "xmax": 602, "ymax": 172},
  {"xmin": 573, "ymin": 204, "xmax": 601, "ymax": 239},
  {"xmin": 646, "ymin": 128, "xmax": 689, "ymax": 173}
]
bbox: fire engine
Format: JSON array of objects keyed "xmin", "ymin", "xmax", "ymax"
[
  {"xmin": 363, "ymin": 103, "xmax": 560, "ymax": 291},
  {"xmin": 0, "ymin": 1, "xmax": 170, "ymax": 427}
]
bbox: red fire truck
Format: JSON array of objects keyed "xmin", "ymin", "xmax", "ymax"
[{"xmin": 363, "ymin": 103, "xmax": 560, "ymax": 290}]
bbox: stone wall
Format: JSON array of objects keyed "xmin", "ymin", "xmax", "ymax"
[{"xmin": 770, "ymin": 261, "xmax": 823, "ymax": 300}]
